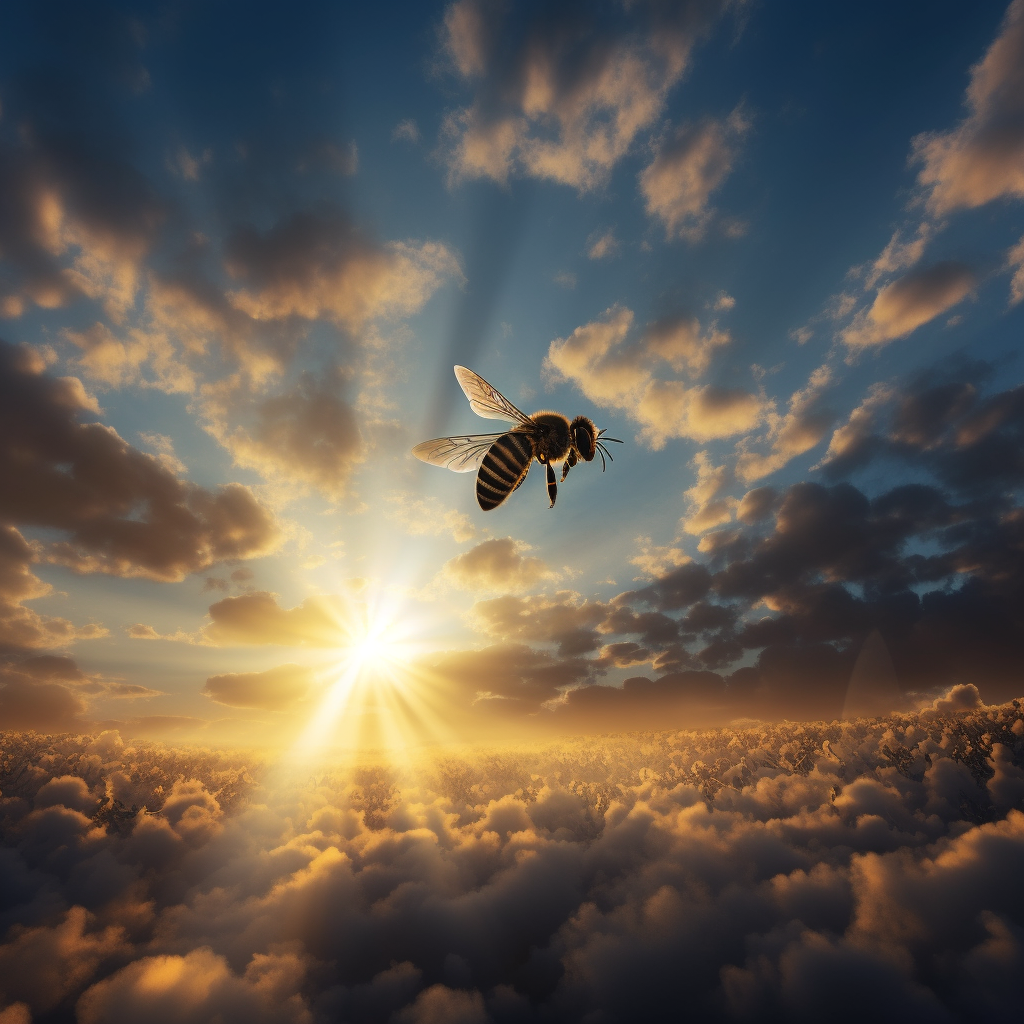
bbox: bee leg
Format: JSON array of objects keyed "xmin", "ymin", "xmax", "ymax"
[
  {"xmin": 545, "ymin": 461, "xmax": 557, "ymax": 508},
  {"xmin": 561, "ymin": 450, "xmax": 577, "ymax": 482}
]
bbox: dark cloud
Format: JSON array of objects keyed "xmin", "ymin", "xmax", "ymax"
[
  {"xmin": 821, "ymin": 361, "xmax": 1024, "ymax": 493},
  {"xmin": 635, "ymin": 561, "xmax": 713, "ymax": 610},
  {"xmin": 0, "ymin": 340, "xmax": 280, "ymax": 581},
  {"xmin": 429, "ymin": 642, "xmax": 595, "ymax": 714},
  {"xmin": 1, "ymin": 700, "xmax": 1022, "ymax": 1021}
]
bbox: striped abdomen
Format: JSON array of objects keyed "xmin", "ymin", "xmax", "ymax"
[{"xmin": 476, "ymin": 431, "xmax": 535, "ymax": 510}]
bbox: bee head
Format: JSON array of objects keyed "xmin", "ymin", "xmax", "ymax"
[{"xmin": 569, "ymin": 416, "xmax": 598, "ymax": 461}]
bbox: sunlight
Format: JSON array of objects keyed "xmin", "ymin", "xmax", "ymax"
[{"xmin": 284, "ymin": 590, "xmax": 458, "ymax": 761}]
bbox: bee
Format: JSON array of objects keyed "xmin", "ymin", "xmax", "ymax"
[{"xmin": 413, "ymin": 365, "xmax": 622, "ymax": 510}]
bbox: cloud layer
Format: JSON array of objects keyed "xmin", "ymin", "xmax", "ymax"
[{"xmin": 1, "ymin": 697, "xmax": 1022, "ymax": 1022}]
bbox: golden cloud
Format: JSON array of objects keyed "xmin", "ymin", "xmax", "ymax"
[{"xmin": 441, "ymin": 538, "xmax": 555, "ymax": 594}]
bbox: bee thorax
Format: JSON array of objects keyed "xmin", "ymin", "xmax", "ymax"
[{"xmin": 529, "ymin": 412, "xmax": 571, "ymax": 463}]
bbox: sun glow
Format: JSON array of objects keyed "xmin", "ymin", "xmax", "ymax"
[{"xmin": 285, "ymin": 592, "xmax": 456, "ymax": 760}]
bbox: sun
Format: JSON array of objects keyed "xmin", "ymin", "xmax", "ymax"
[
  {"xmin": 286, "ymin": 593, "xmax": 455, "ymax": 757},
  {"xmin": 343, "ymin": 614, "xmax": 412, "ymax": 674}
]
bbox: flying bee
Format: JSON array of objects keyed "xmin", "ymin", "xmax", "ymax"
[{"xmin": 413, "ymin": 365, "xmax": 622, "ymax": 511}]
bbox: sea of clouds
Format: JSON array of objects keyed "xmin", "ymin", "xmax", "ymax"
[{"xmin": 1, "ymin": 684, "xmax": 1022, "ymax": 1024}]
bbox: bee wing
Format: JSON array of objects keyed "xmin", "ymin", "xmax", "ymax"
[
  {"xmin": 454, "ymin": 365, "xmax": 532, "ymax": 425},
  {"xmin": 412, "ymin": 433, "xmax": 510, "ymax": 473}
]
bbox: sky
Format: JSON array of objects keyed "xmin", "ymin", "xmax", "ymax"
[
  {"xmin": 1, "ymin": 0, "xmax": 1024, "ymax": 746},
  {"xmin": 2, "ymin": 3, "xmax": 1024, "ymax": 1022}
]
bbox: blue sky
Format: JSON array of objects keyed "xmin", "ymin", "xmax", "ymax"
[{"xmin": 1, "ymin": 0, "xmax": 1023, "ymax": 743}]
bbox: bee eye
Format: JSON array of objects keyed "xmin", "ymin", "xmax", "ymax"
[{"xmin": 570, "ymin": 418, "xmax": 597, "ymax": 461}]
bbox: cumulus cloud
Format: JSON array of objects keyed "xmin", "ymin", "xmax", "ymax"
[
  {"xmin": 545, "ymin": 305, "xmax": 761, "ymax": 448},
  {"xmin": 0, "ymin": 340, "xmax": 280, "ymax": 581},
  {"xmin": 469, "ymin": 591, "xmax": 609, "ymax": 655},
  {"xmin": 439, "ymin": 0, "xmax": 734, "ymax": 191},
  {"xmin": 640, "ymin": 108, "xmax": 750, "ymax": 239},
  {"xmin": 636, "ymin": 379, "xmax": 765, "ymax": 448},
  {"xmin": 1, "ymin": 701, "xmax": 1023, "ymax": 1022},
  {"xmin": 841, "ymin": 262, "xmax": 976, "ymax": 349},
  {"xmin": 629, "ymin": 537, "xmax": 691, "ymax": 578},
  {"xmin": 441, "ymin": 538, "xmax": 555, "ymax": 593},
  {"xmin": 203, "ymin": 664, "xmax": 318, "ymax": 711},
  {"xmin": 203, "ymin": 591, "xmax": 364, "ymax": 647},
  {"xmin": 912, "ymin": 0, "xmax": 1024, "ymax": 215},
  {"xmin": 224, "ymin": 205, "xmax": 460, "ymax": 331}
]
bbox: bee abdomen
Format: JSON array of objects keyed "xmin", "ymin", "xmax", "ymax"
[{"xmin": 476, "ymin": 431, "xmax": 534, "ymax": 511}]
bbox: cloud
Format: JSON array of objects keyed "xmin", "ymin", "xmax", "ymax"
[
  {"xmin": 586, "ymin": 229, "xmax": 619, "ymax": 260},
  {"xmin": 3, "ymin": 700, "xmax": 1024, "ymax": 1021},
  {"xmin": 384, "ymin": 492, "xmax": 477, "ymax": 543},
  {"xmin": 203, "ymin": 591, "xmax": 360, "ymax": 647},
  {"xmin": 469, "ymin": 591, "xmax": 608, "ymax": 654},
  {"xmin": 544, "ymin": 304, "xmax": 760, "ymax": 447},
  {"xmin": 0, "ymin": 526, "xmax": 108, "ymax": 654},
  {"xmin": 77, "ymin": 947, "xmax": 310, "ymax": 1024},
  {"xmin": 629, "ymin": 537, "xmax": 690, "ymax": 578},
  {"xmin": 635, "ymin": 380, "xmax": 765, "ymax": 448},
  {"xmin": 0, "ymin": 133, "xmax": 164, "ymax": 322},
  {"xmin": 392, "ymin": 119, "xmax": 421, "ymax": 144},
  {"xmin": 841, "ymin": 262, "xmax": 976, "ymax": 349},
  {"xmin": 1007, "ymin": 232, "xmax": 1024, "ymax": 305},
  {"xmin": 911, "ymin": 0, "xmax": 1024, "ymax": 215},
  {"xmin": 643, "ymin": 314, "xmax": 731, "ymax": 377},
  {"xmin": 224, "ymin": 205, "xmax": 460, "ymax": 331},
  {"xmin": 0, "ymin": 340, "xmax": 280, "ymax": 581},
  {"xmin": 681, "ymin": 452, "xmax": 737, "ymax": 535},
  {"xmin": 430, "ymin": 641, "xmax": 596, "ymax": 711},
  {"xmin": 736, "ymin": 485, "xmax": 778, "ymax": 524},
  {"xmin": 203, "ymin": 664, "xmax": 317, "ymax": 711},
  {"xmin": 864, "ymin": 223, "xmax": 933, "ymax": 289},
  {"xmin": 816, "ymin": 382, "xmax": 894, "ymax": 474},
  {"xmin": 439, "ymin": 0, "xmax": 734, "ymax": 191},
  {"xmin": 736, "ymin": 365, "xmax": 835, "ymax": 483},
  {"xmin": 818, "ymin": 360, "xmax": 1024, "ymax": 496},
  {"xmin": 0, "ymin": 660, "xmax": 88, "ymax": 731},
  {"xmin": 200, "ymin": 367, "xmax": 365, "ymax": 501},
  {"xmin": 639, "ymin": 109, "xmax": 749, "ymax": 239},
  {"xmin": 441, "ymin": 538, "xmax": 555, "ymax": 593}
]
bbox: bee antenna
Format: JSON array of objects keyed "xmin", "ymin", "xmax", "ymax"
[
  {"xmin": 601, "ymin": 435, "xmax": 623, "ymax": 444},
  {"xmin": 596, "ymin": 441, "xmax": 616, "ymax": 470}
]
